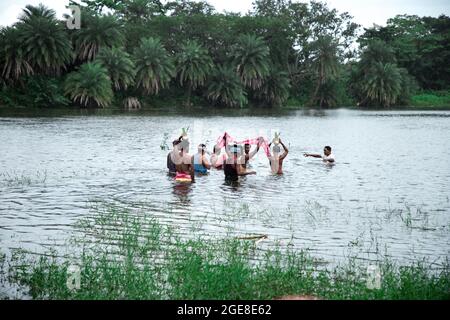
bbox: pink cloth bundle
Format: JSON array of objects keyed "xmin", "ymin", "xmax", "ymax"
[
  {"xmin": 215, "ymin": 132, "xmax": 271, "ymax": 157},
  {"xmin": 175, "ymin": 172, "xmax": 192, "ymax": 182}
]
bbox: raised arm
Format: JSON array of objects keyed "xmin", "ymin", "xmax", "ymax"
[
  {"xmin": 224, "ymin": 135, "xmax": 232, "ymax": 158},
  {"xmin": 248, "ymin": 143, "xmax": 260, "ymax": 159},
  {"xmin": 202, "ymin": 154, "xmax": 211, "ymax": 169},
  {"xmin": 279, "ymin": 139, "xmax": 289, "ymax": 160},
  {"xmin": 267, "ymin": 142, "xmax": 272, "ymax": 158}
]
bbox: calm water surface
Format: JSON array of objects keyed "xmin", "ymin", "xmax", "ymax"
[{"xmin": 0, "ymin": 108, "xmax": 449, "ymax": 265}]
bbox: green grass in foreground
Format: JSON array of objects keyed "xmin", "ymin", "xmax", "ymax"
[{"xmin": 1, "ymin": 205, "xmax": 449, "ymax": 300}]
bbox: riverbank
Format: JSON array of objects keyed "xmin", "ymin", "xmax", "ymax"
[
  {"xmin": 283, "ymin": 91, "xmax": 450, "ymax": 110},
  {"xmin": 1, "ymin": 103, "xmax": 450, "ymax": 114},
  {"xmin": 2, "ymin": 91, "xmax": 450, "ymax": 112},
  {"xmin": 1, "ymin": 205, "xmax": 448, "ymax": 300}
]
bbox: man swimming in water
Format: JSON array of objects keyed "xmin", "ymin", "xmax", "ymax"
[
  {"xmin": 303, "ymin": 146, "xmax": 335, "ymax": 163},
  {"xmin": 268, "ymin": 139, "xmax": 289, "ymax": 174},
  {"xmin": 193, "ymin": 143, "xmax": 211, "ymax": 174}
]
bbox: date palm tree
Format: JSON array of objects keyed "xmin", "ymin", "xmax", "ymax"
[
  {"xmin": 96, "ymin": 47, "xmax": 136, "ymax": 91},
  {"xmin": 0, "ymin": 27, "xmax": 33, "ymax": 81},
  {"xmin": 18, "ymin": 3, "xmax": 55, "ymax": 20},
  {"xmin": 309, "ymin": 35, "xmax": 340, "ymax": 107},
  {"xmin": 359, "ymin": 39, "xmax": 397, "ymax": 68},
  {"xmin": 64, "ymin": 62, "xmax": 113, "ymax": 108},
  {"xmin": 256, "ymin": 66, "xmax": 291, "ymax": 107},
  {"xmin": 353, "ymin": 40, "xmax": 405, "ymax": 107},
  {"xmin": 16, "ymin": 4, "xmax": 72, "ymax": 75},
  {"xmin": 133, "ymin": 37, "xmax": 175, "ymax": 94},
  {"xmin": 360, "ymin": 62, "xmax": 402, "ymax": 107},
  {"xmin": 206, "ymin": 65, "xmax": 247, "ymax": 108},
  {"xmin": 73, "ymin": 13, "xmax": 124, "ymax": 61},
  {"xmin": 232, "ymin": 34, "xmax": 270, "ymax": 90},
  {"xmin": 176, "ymin": 40, "xmax": 213, "ymax": 106}
]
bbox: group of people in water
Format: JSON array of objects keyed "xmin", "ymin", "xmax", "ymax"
[{"xmin": 167, "ymin": 132, "xmax": 334, "ymax": 182}]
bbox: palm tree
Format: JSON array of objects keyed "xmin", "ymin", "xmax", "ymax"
[
  {"xmin": 359, "ymin": 40, "xmax": 397, "ymax": 68},
  {"xmin": 96, "ymin": 47, "xmax": 136, "ymax": 90},
  {"xmin": 232, "ymin": 34, "xmax": 270, "ymax": 90},
  {"xmin": 360, "ymin": 62, "xmax": 402, "ymax": 107},
  {"xmin": 0, "ymin": 27, "xmax": 33, "ymax": 81},
  {"xmin": 176, "ymin": 40, "xmax": 213, "ymax": 106},
  {"xmin": 309, "ymin": 36, "xmax": 340, "ymax": 107},
  {"xmin": 315, "ymin": 80, "xmax": 340, "ymax": 108},
  {"xmin": 14, "ymin": 4, "xmax": 72, "ymax": 75},
  {"xmin": 123, "ymin": 97, "xmax": 142, "ymax": 109},
  {"xmin": 256, "ymin": 66, "xmax": 290, "ymax": 107},
  {"xmin": 73, "ymin": 13, "xmax": 124, "ymax": 61},
  {"xmin": 64, "ymin": 62, "xmax": 113, "ymax": 108},
  {"xmin": 206, "ymin": 65, "xmax": 247, "ymax": 108},
  {"xmin": 18, "ymin": 3, "xmax": 55, "ymax": 20},
  {"xmin": 133, "ymin": 37, "xmax": 175, "ymax": 94},
  {"xmin": 353, "ymin": 40, "xmax": 405, "ymax": 107}
]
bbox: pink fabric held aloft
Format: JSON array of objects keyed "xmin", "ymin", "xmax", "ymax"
[{"xmin": 216, "ymin": 132, "xmax": 271, "ymax": 157}]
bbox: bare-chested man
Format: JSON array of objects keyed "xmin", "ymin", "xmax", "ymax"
[
  {"xmin": 172, "ymin": 138, "xmax": 195, "ymax": 182},
  {"xmin": 268, "ymin": 139, "xmax": 289, "ymax": 175}
]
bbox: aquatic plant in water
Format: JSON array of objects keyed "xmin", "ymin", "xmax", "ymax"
[{"xmin": 1, "ymin": 204, "xmax": 449, "ymax": 300}]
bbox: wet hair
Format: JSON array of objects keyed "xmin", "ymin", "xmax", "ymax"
[
  {"xmin": 172, "ymin": 139, "xmax": 180, "ymax": 146},
  {"xmin": 324, "ymin": 146, "xmax": 332, "ymax": 152},
  {"xmin": 244, "ymin": 143, "xmax": 250, "ymax": 147}
]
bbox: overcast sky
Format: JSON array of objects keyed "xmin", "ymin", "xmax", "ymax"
[{"xmin": 1, "ymin": 0, "xmax": 449, "ymax": 28}]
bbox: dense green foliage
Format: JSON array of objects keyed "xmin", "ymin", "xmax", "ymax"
[
  {"xmin": 96, "ymin": 47, "xmax": 136, "ymax": 90},
  {"xmin": 17, "ymin": 4, "xmax": 73, "ymax": 75},
  {"xmin": 176, "ymin": 40, "xmax": 213, "ymax": 106},
  {"xmin": 64, "ymin": 62, "xmax": 113, "ymax": 107},
  {"xmin": 133, "ymin": 37, "xmax": 175, "ymax": 95},
  {"xmin": 0, "ymin": 1, "xmax": 448, "ymax": 108},
  {"xmin": 2, "ymin": 205, "xmax": 449, "ymax": 299},
  {"xmin": 206, "ymin": 64, "xmax": 247, "ymax": 107},
  {"xmin": 359, "ymin": 14, "xmax": 450, "ymax": 90},
  {"xmin": 73, "ymin": 11, "xmax": 125, "ymax": 61}
]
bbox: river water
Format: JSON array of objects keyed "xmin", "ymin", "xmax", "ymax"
[{"xmin": 0, "ymin": 108, "xmax": 449, "ymax": 265}]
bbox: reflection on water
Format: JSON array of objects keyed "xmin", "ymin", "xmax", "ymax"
[
  {"xmin": 0, "ymin": 108, "xmax": 449, "ymax": 265},
  {"xmin": 172, "ymin": 181, "xmax": 193, "ymax": 204}
]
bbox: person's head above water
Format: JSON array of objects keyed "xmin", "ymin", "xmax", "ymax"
[
  {"xmin": 244, "ymin": 143, "xmax": 251, "ymax": 154},
  {"xmin": 172, "ymin": 139, "xmax": 180, "ymax": 147},
  {"xmin": 198, "ymin": 143, "xmax": 206, "ymax": 154},
  {"xmin": 324, "ymin": 146, "xmax": 332, "ymax": 156},
  {"xmin": 230, "ymin": 144, "xmax": 242, "ymax": 156}
]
